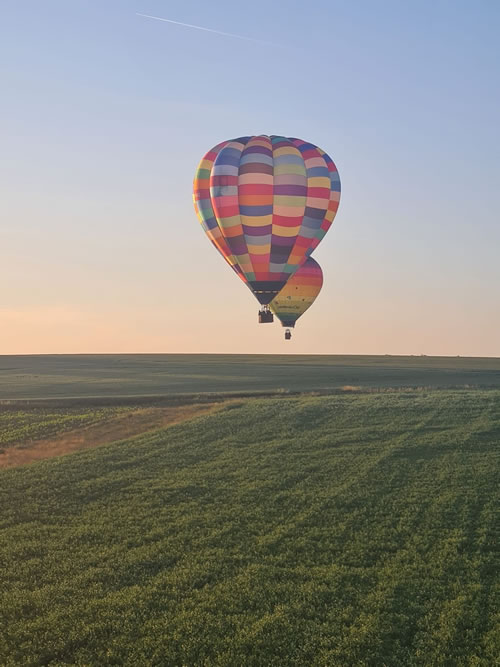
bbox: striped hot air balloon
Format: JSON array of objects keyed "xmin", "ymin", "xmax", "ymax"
[
  {"xmin": 193, "ymin": 135, "xmax": 340, "ymax": 319},
  {"xmin": 270, "ymin": 257, "xmax": 323, "ymax": 340}
]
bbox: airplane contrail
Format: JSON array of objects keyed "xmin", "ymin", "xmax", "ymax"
[{"xmin": 136, "ymin": 12, "xmax": 275, "ymax": 45}]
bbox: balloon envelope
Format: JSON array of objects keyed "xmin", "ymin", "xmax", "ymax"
[
  {"xmin": 193, "ymin": 135, "xmax": 340, "ymax": 304},
  {"xmin": 270, "ymin": 257, "xmax": 323, "ymax": 328}
]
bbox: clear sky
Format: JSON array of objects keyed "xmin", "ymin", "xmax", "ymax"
[{"xmin": 2, "ymin": 0, "xmax": 499, "ymax": 355}]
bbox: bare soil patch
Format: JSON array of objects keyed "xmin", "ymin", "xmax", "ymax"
[{"xmin": 0, "ymin": 403, "xmax": 222, "ymax": 469}]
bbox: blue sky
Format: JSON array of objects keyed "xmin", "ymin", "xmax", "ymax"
[{"xmin": 1, "ymin": 0, "xmax": 499, "ymax": 354}]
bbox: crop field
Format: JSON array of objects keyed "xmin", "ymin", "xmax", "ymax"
[
  {"xmin": 1, "ymin": 389, "xmax": 499, "ymax": 665},
  {"xmin": 1, "ymin": 354, "xmax": 500, "ymax": 399}
]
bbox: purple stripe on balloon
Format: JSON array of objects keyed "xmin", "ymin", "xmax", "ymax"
[
  {"xmin": 243, "ymin": 146, "xmax": 273, "ymax": 156},
  {"xmin": 273, "ymin": 185, "xmax": 308, "ymax": 196},
  {"xmin": 304, "ymin": 206, "xmax": 327, "ymax": 220},
  {"xmin": 271, "ymin": 236, "xmax": 295, "ymax": 247},
  {"xmin": 240, "ymin": 205, "xmax": 273, "ymax": 216},
  {"xmin": 270, "ymin": 251, "xmax": 290, "ymax": 264},
  {"xmin": 243, "ymin": 225, "xmax": 272, "ymax": 236},
  {"xmin": 227, "ymin": 236, "xmax": 248, "ymax": 255}
]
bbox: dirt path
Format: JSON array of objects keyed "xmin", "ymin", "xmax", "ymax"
[{"xmin": 0, "ymin": 403, "xmax": 223, "ymax": 469}]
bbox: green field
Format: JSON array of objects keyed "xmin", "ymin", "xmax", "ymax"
[
  {"xmin": 1, "ymin": 389, "xmax": 498, "ymax": 665},
  {"xmin": 1, "ymin": 354, "xmax": 500, "ymax": 399}
]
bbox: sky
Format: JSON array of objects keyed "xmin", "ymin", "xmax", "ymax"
[{"xmin": 1, "ymin": 0, "xmax": 499, "ymax": 355}]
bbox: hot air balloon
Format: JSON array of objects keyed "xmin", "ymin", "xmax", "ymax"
[
  {"xmin": 193, "ymin": 135, "xmax": 340, "ymax": 323},
  {"xmin": 270, "ymin": 257, "xmax": 323, "ymax": 340}
]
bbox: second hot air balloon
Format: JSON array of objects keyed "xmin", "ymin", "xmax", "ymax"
[
  {"xmin": 270, "ymin": 257, "xmax": 323, "ymax": 340},
  {"xmin": 193, "ymin": 135, "xmax": 340, "ymax": 323}
]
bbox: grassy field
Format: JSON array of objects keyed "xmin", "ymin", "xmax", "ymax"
[
  {"xmin": 1, "ymin": 354, "xmax": 500, "ymax": 399},
  {"xmin": 1, "ymin": 390, "xmax": 498, "ymax": 665}
]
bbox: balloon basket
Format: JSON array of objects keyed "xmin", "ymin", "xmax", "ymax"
[
  {"xmin": 285, "ymin": 329, "xmax": 292, "ymax": 340},
  {"xmin": 258, "ymin": 307, "xmax": 274, "ymax": 324}
]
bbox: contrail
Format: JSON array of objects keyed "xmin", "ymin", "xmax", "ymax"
[{"xmin": 136, "ymin": 12, "xmax": 275, "ymax": 45}]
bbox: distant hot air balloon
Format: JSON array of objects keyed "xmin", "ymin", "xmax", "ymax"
[
  {"xmin": 270, "ymin": 257, "xmax": 323, "ymax": 340},
  {"xmin": 193, "ymin": 135, "xmax": 340, "ymax": 322}
]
